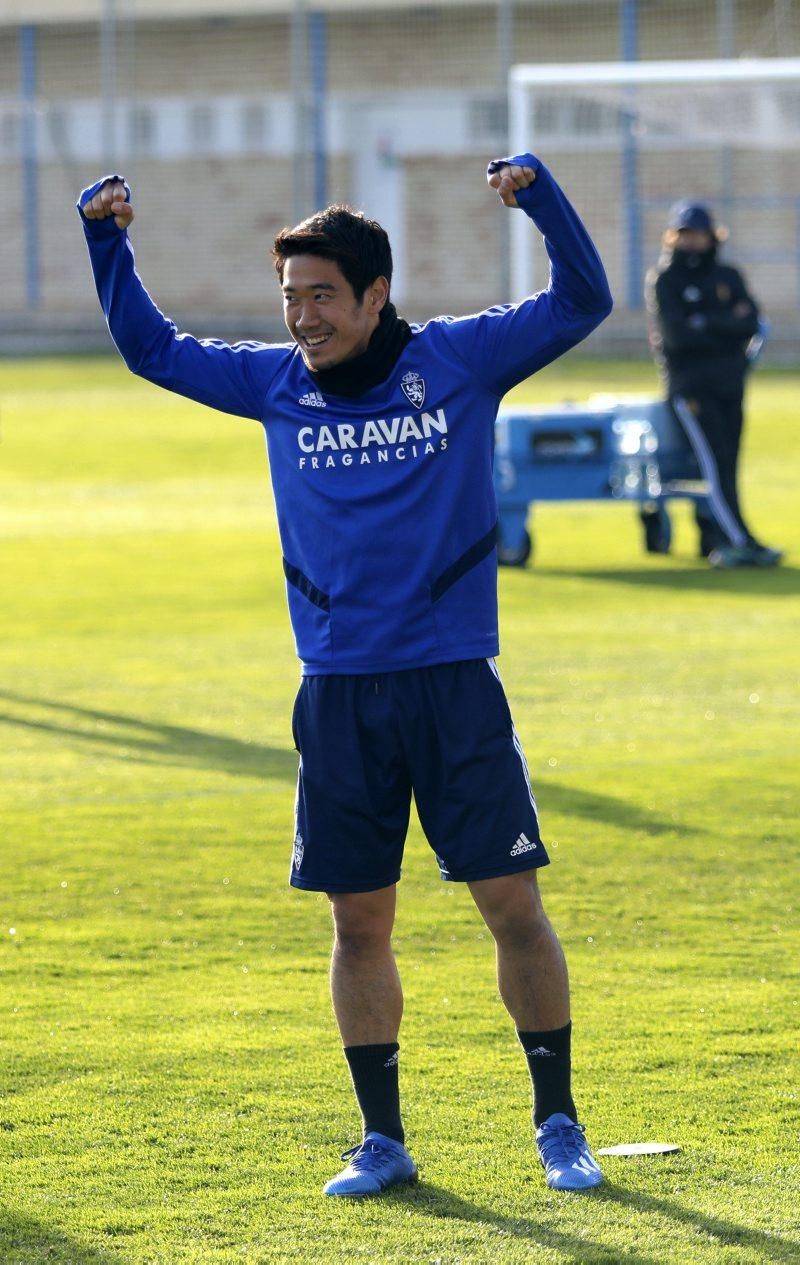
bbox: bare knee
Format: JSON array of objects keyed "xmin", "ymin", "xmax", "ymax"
[
  {"xmin": 328, "ymin": 886, "xmax": 396, "ymax": 955},
  {"xmin": 469, "ymin": 871, "xmax": 552, "ymax": 948}
]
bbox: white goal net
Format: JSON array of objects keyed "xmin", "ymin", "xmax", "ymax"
[{"xmin": 508, "ymin": 58, "xmax": 800, "ymax": 339}]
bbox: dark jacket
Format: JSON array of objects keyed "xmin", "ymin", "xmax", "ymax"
[{"xmin": 646, "ymin": 245, "xmax": 759, "ymax": 397}]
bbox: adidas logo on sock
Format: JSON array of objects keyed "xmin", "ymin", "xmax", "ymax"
[
  {"xmin": 299, "ymin": 391, "xmax": 326, "ymax": 407},
  {"xmin": 526, "ymin": 1046, "xmax": 555, "ymax": 1058},
  {"xmin": 510, "ymin": 832, "xmax": 537, "ymax": 856}
]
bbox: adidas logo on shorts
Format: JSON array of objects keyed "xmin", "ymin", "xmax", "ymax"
[
  {"xmin": 299, "ymin": 391, "xmax": 326, "ymax": 407},
  {"xmin": 510, "ymin": 832, "xmax": 537, "ymax": 857}
]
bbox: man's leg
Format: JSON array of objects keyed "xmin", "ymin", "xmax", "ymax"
[
  {"xmin": 329, "ymin": 885, "xmax": 403, "ymax": 1045},
  {"xmin": 468, "ymin": 869, "xmax": 602, "ymax": 1190},
  {"xmin": 468, "ymin": 869, "xmax": 568, "ymax": 1029},
  {"xmin": 323, "ymin": 885, "xmax": 417, "ymax": 1196}
]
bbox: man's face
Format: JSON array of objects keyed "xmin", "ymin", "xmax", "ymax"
[
  {"xmin": 674, "ymin": 227, "xmax": 714, "ymax": 254},
  {"xmin": 281, "ymin": 255, "xmax": 385, "ymax": 371}
]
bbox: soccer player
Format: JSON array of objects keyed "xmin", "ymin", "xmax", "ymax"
[{"xmin": 78, "ymin": 153, "xmax": 612, "ymax": 1196}]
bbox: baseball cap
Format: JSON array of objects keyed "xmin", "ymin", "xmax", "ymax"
[{"xmin": 668, "ymin": 200, "xmax": 715, "ymax": 233}]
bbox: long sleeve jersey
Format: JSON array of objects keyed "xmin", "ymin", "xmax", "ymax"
[
  {"xmin": 78, "ymin": 156, "xmax": 612, "ymax": 675},
  {"xmin": 646, "ymin": 246, "xmax": 759, "ymax": 397}
]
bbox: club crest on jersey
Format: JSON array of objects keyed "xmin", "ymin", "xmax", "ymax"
[{"xmin": 401, "ymin": 370, "xmax": 425, "ymax": 409}]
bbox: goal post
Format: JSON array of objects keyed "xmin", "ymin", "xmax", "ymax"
[{"xmin": 508, "ymin": 57, "xmax": 800, "ymax": 336}]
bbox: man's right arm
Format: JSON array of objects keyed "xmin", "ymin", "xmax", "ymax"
[{"xmin": 78, "ymin": 176, "xmax": 283, "ymax": 421}]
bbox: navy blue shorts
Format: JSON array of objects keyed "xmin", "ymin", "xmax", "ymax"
[{"xmin": 289, "ymin": 658, "xmax": 548, "ymax": 893}]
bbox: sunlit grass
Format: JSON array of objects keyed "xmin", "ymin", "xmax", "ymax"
[{"xmin": 1, "ymin": 355, "xmax": 798, "ymax": 1263}]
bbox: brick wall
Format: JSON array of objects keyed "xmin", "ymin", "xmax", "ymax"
[{"xmin": 2, "ymin": 1, "xmax": 800, "ymax": 350}]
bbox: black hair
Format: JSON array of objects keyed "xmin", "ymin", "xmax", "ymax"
[{"xmin": 272, "ymin": 204, "xmax": 393, "ymax": 302}]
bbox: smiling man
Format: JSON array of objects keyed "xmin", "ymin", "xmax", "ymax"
[
  {"xmin": 281, "ymin": 256, "xmax": 388, "ymax": 369},
  {"xmin": 78, "ymin": 154, "xmax": 612, "ymax": 1198}
]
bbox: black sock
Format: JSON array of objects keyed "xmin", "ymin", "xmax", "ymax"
[
  {"xmin": 517, "ymin": 1021, "xmax": 577, "ymax": 1127},
  {"xmin": 343, "ymin": 1043, "xmax": 404, "ymax": 1144}
]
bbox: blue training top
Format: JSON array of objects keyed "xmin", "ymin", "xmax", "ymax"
[{"xmin": 78, "ymin": 155, "xmax": 612, "ymax": 675}]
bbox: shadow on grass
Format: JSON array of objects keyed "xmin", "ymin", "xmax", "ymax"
[
  {"xmin": 0, "ymin": 690, "xmax": 297, "ymax": 782},
  {"xmin": 533, "ymin": 565, "xmax": 800, "ymax": 596},
  {"xmin": 597, "ymin": 1182, "xmax": 799, "ymax": 1263},
  {"xmin": 390, "ymin": 1178, "xmax": 798, "ymax": 1263},
  {"xmin": 542, "ymin": 781, "xmax": 690, "ymax": 836},
  {"xmin": 390, "ymin": 1181, "xmax": 661, "ymax": 1263},
  {"xmin": 0, "ymin": 692, "xmax": 689, "ymax": 833},
  {"xmin": 0, "ymin": 1210, "xmax": 125, "ymax": 1264}
]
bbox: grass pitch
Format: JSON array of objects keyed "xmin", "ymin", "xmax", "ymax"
[{"xmin": 1, "ymin": 355, "xmax": 798, "ymax": 1264}]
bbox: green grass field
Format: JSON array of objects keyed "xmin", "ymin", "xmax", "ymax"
[{"xmin": 1, "ymin": 355, "xmax": 798, "ymax": 1264}]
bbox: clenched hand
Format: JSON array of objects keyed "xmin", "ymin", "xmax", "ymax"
[
  {"xmin": 487, "ymin": 164, "xmax": 536, "ymax": 208},
  {"xmin": 82, "ymin": 179, "xmax": 133, "ymax": 230}
]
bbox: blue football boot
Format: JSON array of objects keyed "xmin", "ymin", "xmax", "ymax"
[
  {"xmin": 323, "ymin": 1131, "xmax": 418, "ymax": 1197},
  {"xmin": 536, "ymin": 1113, "xmax": 603, "ymax": 1191}
]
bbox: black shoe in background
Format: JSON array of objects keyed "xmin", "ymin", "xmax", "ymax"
[{"xmin": 709, "ymin": 543, "xmax": 783, "ymax": 569}]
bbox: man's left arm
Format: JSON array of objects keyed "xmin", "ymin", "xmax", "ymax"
[{"xmin": 442, "ymin": 155, "xmax": 612, "ymax": 397}]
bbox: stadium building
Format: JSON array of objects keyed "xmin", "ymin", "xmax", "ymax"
[{"xmin": 2, "ymin": 1, "xmax": 800, "ymax": 353}]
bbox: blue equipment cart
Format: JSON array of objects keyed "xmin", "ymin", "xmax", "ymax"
[{"xmin": 494, "ymin": 397, "xmax": 707, "ymax": 565}]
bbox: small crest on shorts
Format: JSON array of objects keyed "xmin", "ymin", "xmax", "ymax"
[
  {"xmin": 293, "ymin": 833, "xmax": 304, "ymax": 870},
  {"xmin": 401, "ymin": 370, "xmax": 425, "ymax": 409}
]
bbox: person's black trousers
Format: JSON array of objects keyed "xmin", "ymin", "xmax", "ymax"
[
  {"xmin": 681, "ymin": 389, "xmax": 752, "ymax": 548},
  {"xmin": 641, "ymin": 389, "xmax": 755, "ymax": 555}
]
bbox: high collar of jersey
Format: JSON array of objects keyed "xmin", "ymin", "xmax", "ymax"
[
  {"xmin": 308, "ymin": 303, "xmax": 413, "ymax": 399},
  {"xmin": 664, "ymin": 244, "xmax": 717, "ymax": 274}
]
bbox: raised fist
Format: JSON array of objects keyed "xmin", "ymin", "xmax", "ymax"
[
  {"xmin": 82, "ymin": 178, "xmax": 133, "ymax": 230},
  {"xmin": 487, "ymin": 163, "xmax": 536, "ymax": 209}
]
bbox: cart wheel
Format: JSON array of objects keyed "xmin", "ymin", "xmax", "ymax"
[{"xmin": 497, "ymin": 528, "xmax": 532, "ymax": 567}]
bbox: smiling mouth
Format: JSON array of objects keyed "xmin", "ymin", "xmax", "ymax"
[{"xmin": 300, "ymin": 332, "xmax": 333, "ymax": 349}]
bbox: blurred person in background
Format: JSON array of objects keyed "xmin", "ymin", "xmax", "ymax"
[{"xmin": 642, "ymin": 199, "xmax": 782, "ymax": 568}]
